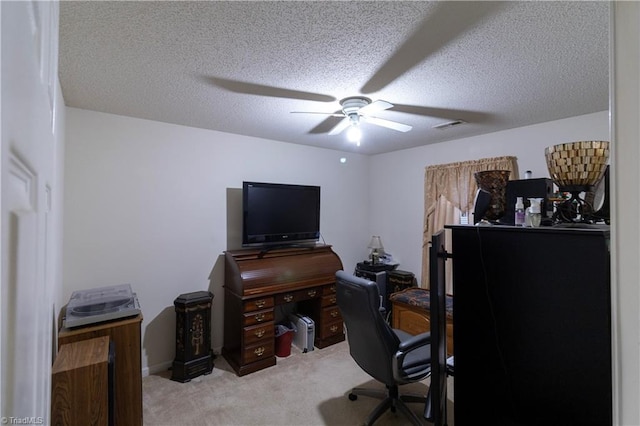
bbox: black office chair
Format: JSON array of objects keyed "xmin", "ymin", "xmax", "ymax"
[{"xmin": 335, "ymin": 270, "xmax": 432, "ymax": 426}]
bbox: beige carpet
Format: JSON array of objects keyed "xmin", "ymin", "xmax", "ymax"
[{"xmin": 142, "ymin": 341, "xmax": 454, "ymax": 425}]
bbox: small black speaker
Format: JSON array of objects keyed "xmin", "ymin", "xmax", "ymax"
[
  {"xmin": 585, "ymin": 165, "xmax": 610, "ymax": 223},
  {"xmin": 473, "ymin": 189, "xmax": 493, "ymax": 224},
  {"xmin": 502, "ymin": 178, "xmax": 554, "ymax": 225},
  {"xmin": 595, "ymin": 165, "xmax": 610, "ymax": 221}
]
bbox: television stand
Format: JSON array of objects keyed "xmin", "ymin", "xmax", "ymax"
[{"xmin": 222, "ymin": 244, "xmax": 344, "ymax": 376}]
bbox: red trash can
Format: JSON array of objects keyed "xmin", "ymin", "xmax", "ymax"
[{"xmin": 275, "ymin": 323, "xmax": 295, "ymax": 357}]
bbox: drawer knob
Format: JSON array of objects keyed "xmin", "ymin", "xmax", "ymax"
[
  {"xmin": 330, "ymin": 297, "xmax": 337, "ymax": 304},
  {"xmin": 330, "ymin": 325, "xmax": 338, "ymax": 333},
  {"xmin": 255, "ymin": 329, "xmax": 265, "ymax": 338},
  {"xmin": 254, "ymin": 347, "xmax": 265, "ymax": 356},
  {"xmin": 255, "ymin": 300, "xmax": 266, "ymax": 308},
  {"xmin": 255, "ymin": 313, "xmax": 265, "ymax": 322},
  {"xmin": 284, "ymin": 294, "xmax": 294, "ymax": 302},
  {"xmin": 307, "ymin": 290, "xmax": 317, "ymax": 297},
  {"xmin": 330, "ymin": 311, "xmax": 338, "ymax": 318}
]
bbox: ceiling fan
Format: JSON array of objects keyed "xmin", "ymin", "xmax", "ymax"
[
  {"xmin": 291, "ymin": 97, "xmax": 412, "ymax": 141},
  {"xmin": 205, "ymin": 2, "xmax": 501, "ymax": 142}
]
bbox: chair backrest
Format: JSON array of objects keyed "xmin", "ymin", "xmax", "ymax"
[{"xmin": 336, "ymin": 270, "xmax": 400, "ymax": 386}]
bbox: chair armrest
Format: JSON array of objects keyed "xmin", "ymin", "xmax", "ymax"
[
  {"xmin": 398, "ymin": 332, "xmax": 431, "ymax": 353},
  {"xmin": 394, "ymin": 331, "xmax": 432, "ymax": 383}
]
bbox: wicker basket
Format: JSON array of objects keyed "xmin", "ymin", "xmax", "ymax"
[{"xmin": 544, "ymin": 141, "xmax": 609, "ymax": 188}]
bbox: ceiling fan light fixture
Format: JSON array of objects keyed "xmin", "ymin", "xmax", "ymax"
[
  {"xmin": 346, "ymin": 124, "xmax": 362, "ymax": 145},
  {"xmin": 294, "ymin": 96, "xmax": 411, "ymax": 140}
]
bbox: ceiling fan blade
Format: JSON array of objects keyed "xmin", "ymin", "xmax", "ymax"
[
  {"xmin": 359, "ymin": 100, "xmax": 393, "ymax": 115},
  {"xmin": 361, "ymin": 115, "xmax": 412, "ymax": 133},
  {"xmin": 307, "ymin": 116, "xmax": 345, "ymax": 134},
  {"xmin": 290, "ymin": 111, "xmax": 344, "ymax": 117},
  {"xmin": 205, "ymin": 76, "xmax": 336, "ymax": 102},
  {"xmin": 392, "ymin": 103, "xmax": 493, "ymax": 122},
  {"xmin": 328, "ymin": 117, "xmax": 352, "ymax": 136},
  {"xmin": 360, "ymin": 1, "xmax": 504, "ymax": 94}
]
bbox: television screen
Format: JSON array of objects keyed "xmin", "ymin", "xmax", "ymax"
[{"xmin": 242, "ymin": 181, "xmax": 320, "ymax": 247}]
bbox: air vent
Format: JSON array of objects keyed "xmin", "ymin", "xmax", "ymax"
[{"xmin": 432, "ymin": 119, "xmax": 467, "ymax": 130}]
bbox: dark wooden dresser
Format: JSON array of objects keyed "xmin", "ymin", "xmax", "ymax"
[{"xmin": 222, "ymin": 245, "xmax": 344, "ymax": 376}]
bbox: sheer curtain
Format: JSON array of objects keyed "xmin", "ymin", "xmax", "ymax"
[{"xmin": 421, "ymin": 156, "xmax": 519, "ymax": 292}]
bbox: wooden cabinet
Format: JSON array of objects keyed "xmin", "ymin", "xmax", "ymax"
[
  {"xmin": 222, "ymin": 245, "xmax": 343, "ymax": 376},
  {"xmin": 171, "ymin": 291, "xmax": 215, "ymax": 382},
  {"xmin": 58, "ymin": 314, "xmax": 143, "ymax": 426},
  {"xmin": 391, "ymin": 298, "xmax": 454, "ymax": 356},
  {"xmin": 445, "ymin": 225, "xmax": 611, "ymax": 426},
  {"xmin": 51, "ymin": 336, "xmax": 111, "ymax": 426}
]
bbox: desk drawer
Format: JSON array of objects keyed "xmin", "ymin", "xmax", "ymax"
[
  {"xmin": 322, "ymin": 284, "xmax": 337, "ymax": 295},
  {"xmin": 243, "ymin": 322, "xmax": 274, "ymax": 346},
  {"xmin": 318, "ymin": 320, "xmax": 343, "ymax": 339},
  {"xmin": 322, "ymin": 305, "xmax": 342, "ymax": 323},
  {"xmin": 243, "ymin": 297, "xmax": 274, "ymax": 313},
  {"xmin": 242, "ymin": 341, "xmax": 274, "ymax": 365},
  {"xmin": 243, "ymin": 309, "xmax": 274, "ymax": 326},
  {"xmin": 275, "ymin": 287, "xmax": 321, "ymax": 305},
  {"xmin": 320, "ymin": 294, "xmax": 337, "ymax": 307}
]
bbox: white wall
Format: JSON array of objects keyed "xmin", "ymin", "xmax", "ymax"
[
  {"xmin": 63, "ymin": 108, "xmax": 370, "ymax": 373},
  {"xmin": 369, "ymin": 111, "xmax": 610, "ymax": 282}
]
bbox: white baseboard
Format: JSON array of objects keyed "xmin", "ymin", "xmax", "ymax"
[{"xmin": 143, "ymin": 360, "xmax": 172, "ymax": 377}]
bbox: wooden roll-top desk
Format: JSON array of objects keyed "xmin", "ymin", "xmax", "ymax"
[{"xmin": 222, "ymin": 244, "xmax": 344, "ymax": 376}]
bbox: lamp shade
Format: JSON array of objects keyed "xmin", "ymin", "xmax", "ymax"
[
  {"xmin": 545, "ymin": 141, "xmax": 609, "ymax": 188},
  {"xmin": 368, "ymin": 236, "xmax": 384, "ymax": 250}
]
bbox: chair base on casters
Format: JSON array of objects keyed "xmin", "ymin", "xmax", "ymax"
[{"xmin": 349, "ymin": 384, "xmax": 428, "ymax": 426}]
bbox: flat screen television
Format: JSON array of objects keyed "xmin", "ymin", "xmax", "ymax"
[{"xmin": 242, "ymin": 181, "xmax": 321, "ymax": 247}]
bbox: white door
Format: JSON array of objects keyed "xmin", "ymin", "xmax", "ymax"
[{"xmin": 1, "ymin": 1, "xmax": 59, "ymax": 421}]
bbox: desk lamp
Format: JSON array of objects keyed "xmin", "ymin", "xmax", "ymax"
[{"xmin": 368, "ymin": 236, "xmax": 385, "ymax": 264}]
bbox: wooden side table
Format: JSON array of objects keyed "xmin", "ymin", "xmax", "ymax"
[
  {"xmin": 58, "ymin": 314, "xmax": 143, "ymax": 426},
  {"xmin": 52, "ymin": 336, "xmax": 112, "ymax": 426},
  {"xmin": 171, "ymin": 291, "xmax": 214, "ymax": 382}
]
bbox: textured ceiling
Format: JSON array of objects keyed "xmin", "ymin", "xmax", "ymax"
[{"xmin": 59, "ymin": 1, "xmax": 609, "ymax": 155}]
